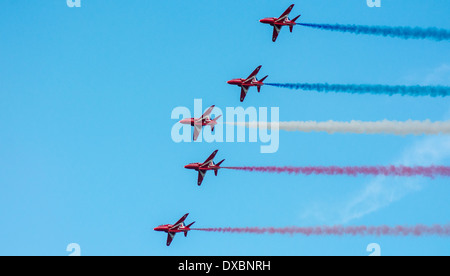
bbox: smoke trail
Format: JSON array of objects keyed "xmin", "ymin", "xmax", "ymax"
[
  {"xmin": 298, "ymin": 23, "xmax": 450, "ymax": 41},
  {"xmin": 194, "ymin": 224, "xmax": 450, "ymax": 237},
  {"xmin": 224, "ymin": 165, "xmax": 450, "ymax": 178},
  {"xmin": 265, "ymin": 83, "xmax": 450, "ymax": 97},
  {"xmin": 232, "ymin": 120, "xmax": 450, "ymax": 135}
]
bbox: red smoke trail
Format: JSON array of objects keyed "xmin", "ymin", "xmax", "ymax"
[
  {"xmin": 223, "ymin": 165, "xmax": 450, "ymax": 178},
  {"xmin": 194, "ymin": 224, "xmax": 450, "ymax": 237}
]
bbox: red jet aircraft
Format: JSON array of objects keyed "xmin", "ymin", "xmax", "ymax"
[
  {"xmin": 154, "ymin": 213, "xmax": 195, "ymax": 246},
  {"xmin": 259, "ymin": 4, "xmax": 301, "ymax": 42},
  {"xmin": 227, "ymin": 65, "xmax": 268, "ymax": 102},
  {"xmin": 179, "ymin": 105, "xmax": 221, "ymax": 141},
  {"xmin": 184, "ymin": 149, "xmax": 225, "ymax": 186}
]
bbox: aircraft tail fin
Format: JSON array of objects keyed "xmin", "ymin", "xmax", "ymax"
[
  {"xmin": 185, "ymin": 221, "xmax": 195, "ymax": 236},
  {"xmin": 209, "ymin": 115, "xmax": 222, "ymax": 131},
  {"xmin": 290, "ymin": 15, "xmax": 301, "ymax": 32},
  {"xmin": 258, "ymin": 75, "xmax": 268, "ymax": 92},
  {"xmin": 215, "ymin": 159, "xmax": 225, "ymax": 176}
]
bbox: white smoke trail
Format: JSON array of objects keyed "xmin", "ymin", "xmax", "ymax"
[{"xmin": 230, "ymin": 120, "xmax": 450, "ymax": 135}]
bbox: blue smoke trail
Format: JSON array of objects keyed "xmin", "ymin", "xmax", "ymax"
[
  {"xmin": 298, "ymin": 23, "xmax": 450, "ymax": 41},
  {"xmin": 265, "ymin": 83, "xmax": 450, "ymax": 97}
]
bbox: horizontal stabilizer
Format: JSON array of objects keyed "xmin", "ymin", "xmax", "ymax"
[
  {"xmin": 292, "ymin": 14, "xmax": 301, "ymax": 22},
  {"xmin": 259, "ymin": 75, "xmax": 268, "ymax": 83}
]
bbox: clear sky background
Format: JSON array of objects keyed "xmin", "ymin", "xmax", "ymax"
[{"xmin": 1, "ymin": 0, "xmax": 450, "ymax": 256}]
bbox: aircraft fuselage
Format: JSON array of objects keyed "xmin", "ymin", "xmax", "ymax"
[
  {"xmin": 227, "ymin": 78, "xmax": 264, "ymax": 87},
  {"xmin": 184, "ymin": 163, "xmax": 221, "ymax": 171},
  {"xmin": 259, "ymin": 17, "xmax": 296, "ymax": 27},
  {"xmin": 154, "ymin": 224, "xmax": 190, "ymax": 234},
  {"xmin": 179, "ymin": 118, "xmax": 213, "ymax": 126}
]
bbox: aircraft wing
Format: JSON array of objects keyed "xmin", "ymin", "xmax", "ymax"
[
  {"xmin": 200, "ymin": 150, "xmax": 218, "ymax": 167},
  {"xmin": 272, "ymin": 25, "xmax": 281, "ymax": 42},
  {"xmin": 193, "ymin": 124, "xmax": 202, "ymax": 141},
  {"xmin": 276, "ymin": 4, "xmax": 294, "ymax": 22},
  {"xmin": 171, "ymin": 213, "xmax": 189, "ymax": 229},
  {"xmin": 166, "ymin": 232, "xmax": 175, "ymax": 246},
  {"xmin": 197, "ymin": 170, "xmax": 206, "ymax": 186},
  {"xmin": 200, "ymin": 105, "xmax": 215, "ymax": 121},
  {"xmin": 240, "ymin": 86, "xmax": 249, "ymax": 102},
  {"xmin": 243, "ymin": 66, "xmax": 262, "ymax": 83}
]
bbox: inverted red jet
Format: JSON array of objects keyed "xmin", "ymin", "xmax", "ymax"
[
  {"xmin": 179, "ymin": 105, "xmax": 221, "ymax": 141},
  {"xmin": 259, "ymin": 4, "xmax": 301, "ymax": 42},
  {"xmin": 184, "ymin": 149, "xmax": 225, "ymax": 186},
  {"xmin": 154, "ymin": 213, "xmax": 195, "ymax": 246},
  {"xmin": 227, "ymin": 65, "xmax": 268, "ymax": 102}
]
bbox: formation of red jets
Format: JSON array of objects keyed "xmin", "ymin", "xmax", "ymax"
[
  {"xmin": 227, "ymin": 4, "xmax": 301, "ymax": 102},
  {"xmin": 156, "ymin": 4, "xmax": 299, "ymax": 246}
]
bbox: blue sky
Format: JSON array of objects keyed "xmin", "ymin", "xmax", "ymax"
[{"xmin": 0, "ymin": 0, "xmax": 450, "ymax": 256}]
